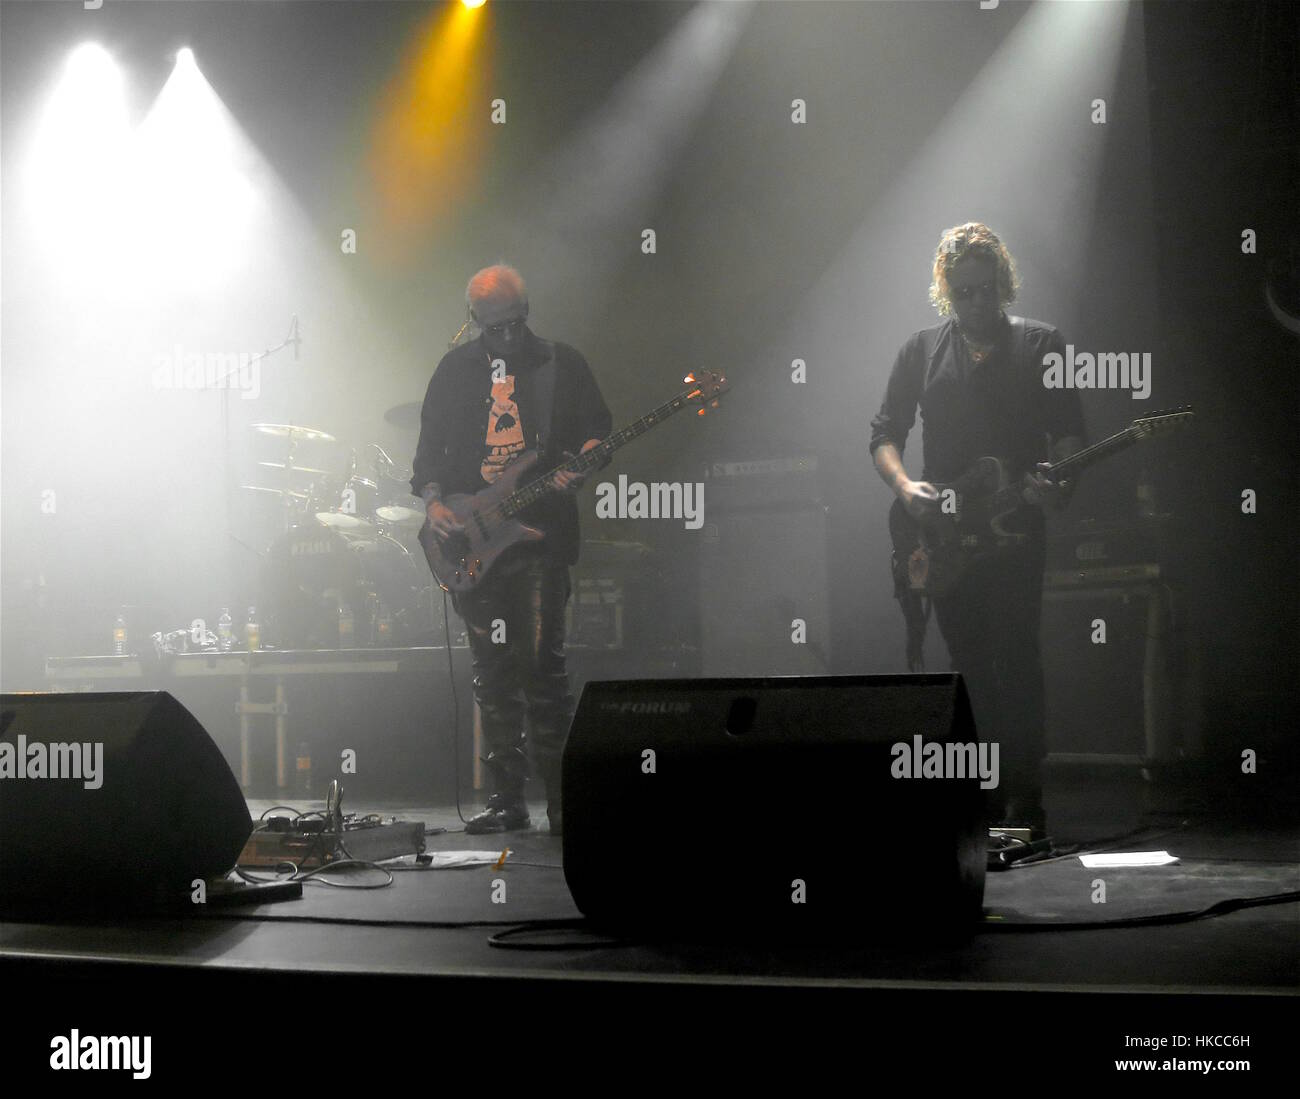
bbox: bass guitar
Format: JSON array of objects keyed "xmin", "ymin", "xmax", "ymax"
[
  {"xmin": 890, "ymin": 406, "xmax": 1194, "ymax": 597},
  {"xmin": 419, "ymin": 370, "xmax": 728, "ymax": 594}
]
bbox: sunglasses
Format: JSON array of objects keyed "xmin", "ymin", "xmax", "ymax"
[
  {"xmin": 483, "ymin": 317, "xmax": 527, "ymax": 336},
  {"xmin": 949, "ymin": 280, "xmax": 998, "ymax": 303}
]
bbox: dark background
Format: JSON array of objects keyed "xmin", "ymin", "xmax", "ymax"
[{"xmin": 1, "ymin": 1, "xmax": 1296, "ymax": 783}]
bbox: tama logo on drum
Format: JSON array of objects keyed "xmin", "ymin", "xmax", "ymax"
[
  {"xmin": 598, "ymin": 700, "xmax": 692, "ymax": 715},
  {"xmin": 291, "ymin": 540, "xmax": 337, "ymax": 557}
]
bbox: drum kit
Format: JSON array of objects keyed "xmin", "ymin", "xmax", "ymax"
[{"xmin": 240, "ymin": 408, "xmax": 444, "ymax": 649}]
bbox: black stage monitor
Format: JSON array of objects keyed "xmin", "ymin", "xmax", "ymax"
[
  {"xmin": 562, "ymin": 675, "xmax": 987, "ymax": 942},
  {"xmin": 0, "ymin": 691, "xmax": 252, "ymax": 914}
]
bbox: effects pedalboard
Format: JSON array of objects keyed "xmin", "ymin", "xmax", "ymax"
[
  {"xmin": 238, "ymin": 780, "xmax": 426, "ymax": 868},
  {"xmin": 987, "ymin": 828, "xmax": 1052, "ymax": 869}
]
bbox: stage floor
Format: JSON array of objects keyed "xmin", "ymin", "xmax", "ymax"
[{"xmin": 2, "ymin": 788, "xmax": 1296, "ymax": 1082}]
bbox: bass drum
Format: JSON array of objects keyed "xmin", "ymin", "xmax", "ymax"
[{"xmin": 263, "ymin": 525, "xmax": 439, "ymax": 649}]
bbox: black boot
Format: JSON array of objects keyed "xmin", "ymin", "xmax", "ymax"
[
  {"xmin": 535, "ymin": 753, "xmax": 563, "ymax": 836},
  {"xmin": 466, "ymin": 748, "xmax": 531, "ymax": 834}
]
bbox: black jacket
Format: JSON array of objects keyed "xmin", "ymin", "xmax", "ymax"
[
  {"xmin": 410, "ymin": 329, "xmax": 612, "ymax": 564},
  {"xmin": 869, "ymin": 314, "xmax": 1086, "ymax": 485}
]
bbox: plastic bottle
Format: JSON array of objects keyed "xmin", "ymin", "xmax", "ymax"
[
  {"xmin": 245, "ymin": 606, "xmax": 261, "ymax": 652},
  {"xmin": 376, "ymin": 600, "xmax": 393, "ymax": 647},
  {"xmin": 339, "ymin": 599, "xmax": 354, "ymax": 649},
  {"xmin": 295, "ymin": 740, "xmax": 312, "ymax": 796},
  {"xmin": 217, "ymin": 608, "xmax": 234, "ymax": 653},
  {"xmin": 113, "ymin": 610, "xmax": 128, "ymax": 656},
  {"xmin": 364, "ymin": 591, "xmax": 380, "ymax": 647}
]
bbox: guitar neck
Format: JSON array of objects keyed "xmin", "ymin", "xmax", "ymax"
[
  {"xmin": 1044, "ymin": 429, "xmax": 1140, "ymax": 480},
  {"xmin": 988, "ymin": 407, "xmax": 1193, "ymax": 511},
  {"xmin": 502, "ymin": 387, "xmax": 701, "ymax": 516}
]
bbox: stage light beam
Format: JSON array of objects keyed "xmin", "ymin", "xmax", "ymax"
[
  {"xmin": 127, "ymin": 47, "xmax": 263, "ymax": 294},
  {"xmin": 24, "ymin": 43, "xmax": 132, "ymax": 267},
  {"xmin": 368, "ymin": 1, "xmax": 490, "ymax": 265}
]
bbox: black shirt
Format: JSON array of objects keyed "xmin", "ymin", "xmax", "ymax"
[
  {"xmin": 869, "ymin": 314, "xmax": 1086, "ymax": 486},
  {"xmin": 411, "ymin": 329, "xmax": 612, "ymax": 566}
]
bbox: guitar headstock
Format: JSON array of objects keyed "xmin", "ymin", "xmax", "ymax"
[
  {"xmin": 1131, "ymin": 405, "xmax": 1195, "ymax": 439},
  {"xmin": 683, "ymin": 370, "xmax": 729, "ymax": 416}
]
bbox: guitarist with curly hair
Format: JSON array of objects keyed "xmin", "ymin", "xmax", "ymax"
[{"xmin": 869, "ymin": 223, "xmax": 1086, "ymax": 837}]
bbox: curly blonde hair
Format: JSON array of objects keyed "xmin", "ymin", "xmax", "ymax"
[{"xmin": 928, "ymin": 222, "xmax": 1020, "ymax": 316}]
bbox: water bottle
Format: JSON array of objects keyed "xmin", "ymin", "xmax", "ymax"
[
  {"xmin": 376, "ymin": 600, "xmax": 393, "ymax": 646},
  {"xmin": 339, "ymin": 599, "xmax": 354, "ymax": 649},
  {"xmin": 113, "ymin": 610, "xmax": 128, "ymax": 656},
  {"xmin": 295, "ymin": 740, "xmax": 312, "ymax": 796},
  {"xmin": 364, "ymin": 591, "xmax": 380, "ymax": 647},
  {"xmin": 245, "ymin": 605, "xmax": 261, "ymax": 652},
  {"xmin": 217, "ymin": 608, "xmax": 234, "ymax": 653}
]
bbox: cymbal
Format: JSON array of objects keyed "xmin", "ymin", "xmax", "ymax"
[
  {"xmin": 316, "ymin": 511, "xmax": 375, "ymax": 533},
  {"xmin": 376, "ymin": 503, "xmax": 424, "ymax": 526},
  {"xmin": 383, "ymin": 402, "xmax": 422, "ymax": 430},
  {"xmin": 250, "ymin": 423, "xmax": 337, "ymax": 443},
  {"xmin": 240, "ymin": 484, "xmax": 308, "ymax": 500},
  {"xmin": 257, "ymin": 460, "xmax": 330, "ymax": 476}
]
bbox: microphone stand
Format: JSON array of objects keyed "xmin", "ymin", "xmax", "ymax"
[{"xmin": 219, "ymin": 317, "xmax": 301, "ymax": 584}]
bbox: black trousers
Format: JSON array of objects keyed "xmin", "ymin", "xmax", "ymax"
[
  {"xmin": 451, "ymin": 550, "xmax": 574, "ymax": 795},
  {"xmin": 931, "ymin": 538, "xmax": 1047, "ymax": 820}
]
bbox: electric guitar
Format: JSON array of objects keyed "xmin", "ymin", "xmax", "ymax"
[
  {"xmin": 889, "ymin": 406, "xmax": 1194, "ymax": 597},
  {"xmin": 419, "ymin": 370, "xmax": 728, "ymax": 594}
]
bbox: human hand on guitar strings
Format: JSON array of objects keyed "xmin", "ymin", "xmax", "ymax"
[
  {"xmin": 427, "ymin": 500, "xmax": 466, "ymax": 543},
  {"xmin": 1021, "ymin": 462, "xmax": 1072, "ymax": 511},
  {"xmin": 548, "ymin": 438, "xmax": 604, "ymax": 493},
  {"xmin": 901, "ymin": 479, "xmax": 941, "ymax": 521}
]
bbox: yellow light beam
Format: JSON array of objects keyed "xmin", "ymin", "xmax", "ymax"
[{"xmin": 368, "ymin": 1, "xmax": 490, "ymax": 266}]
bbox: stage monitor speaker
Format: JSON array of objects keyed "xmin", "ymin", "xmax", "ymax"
[
  {"xmin": 562, "ymin": 675, "xmax": 986, "ymax": 941},
  {"xmin": 699, "ymin": 503, "xmax": 830, "ymax": 676},
  {"xmin": 0, "ymin": 691, "xmax": 252, "ymax": 913}
]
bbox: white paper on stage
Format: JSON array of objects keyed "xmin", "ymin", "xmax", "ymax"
[{"xmin": 1078, "ymin": 851, "xmax": 1179, "ymax": 868}]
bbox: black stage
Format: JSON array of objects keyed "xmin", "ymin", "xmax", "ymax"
[{"xmin": 2, "ymin": 774, "xmax": 1295, "ymax": 1085}]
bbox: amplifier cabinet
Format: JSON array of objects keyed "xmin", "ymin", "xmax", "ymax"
[
  {"xmin": 1041, "ymin": 570, "xmax": 1176, "ymax": 762},
  {"xmin": 699, "ymin": 503, "xmax": 830, "ymax": 676}
]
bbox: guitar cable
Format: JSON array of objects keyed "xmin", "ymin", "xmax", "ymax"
[{"xmin": 441, "ymin": 585, "xmax": 471, "ymax": 831}]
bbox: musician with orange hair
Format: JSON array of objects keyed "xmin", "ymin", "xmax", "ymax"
[{"xmin": 412, "ymin": 264, "xmax": 611, "ymax": 835}]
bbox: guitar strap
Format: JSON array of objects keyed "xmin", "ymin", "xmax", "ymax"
[
  {"xmin": 531, "ymin": 339, "xmax": 558, "ymax": 457},
  {"xmin": 1010, "ymin": 313, "xmax": 1027, "ymax": 384}
]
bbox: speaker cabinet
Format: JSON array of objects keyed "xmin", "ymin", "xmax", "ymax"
[
  {"xmin": 0, "ymin": 691, "xmax": 252, "ymax": 912},
  {"xmin": 1042, "ymin": 583, "xmax": 1170, "ymax": 760},
  {"xmin": 699, "ymin": 504, "xmax": 831, "ymax": 676},
  {"xmin": 562, "ymin": 675, "xmax": 986, "ymax": 941}
]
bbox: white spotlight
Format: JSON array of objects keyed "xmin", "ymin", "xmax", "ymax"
[
  {"xmin": 127, "ymin": 45, "xmax": 262, "ymax": 293},
  {"xmin": 24, "ymin": 43, "xmax": 131, "ymax": 266}
]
